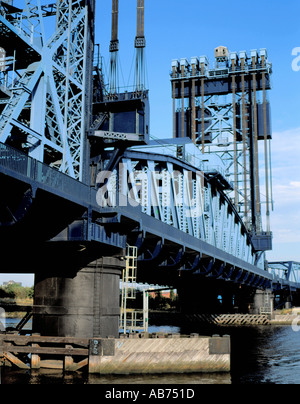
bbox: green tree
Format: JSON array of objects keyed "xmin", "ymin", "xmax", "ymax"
[{"xmin": 0, "ymin": 284, "xmax": 34, "ymax": 300}]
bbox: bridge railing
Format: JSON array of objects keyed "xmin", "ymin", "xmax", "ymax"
[{"xmin": 0, "ymin": 142, "xmax": 90, "ymax": 202}]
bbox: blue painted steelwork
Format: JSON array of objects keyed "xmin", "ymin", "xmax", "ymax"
[
  {"xmin": 170, "ymin": 48, "xmax": 273, "ymax": 247},
  {"xmin": 0, "ymin": 0, "xmax": 94, "ymax": 181},
  {"xmin": 96, "ymin": 149, "xmax": 256, "ymax": 265},
  {"xmin": 0, "ymin": 1, "xmax": 298, "ymax": 298},
  {"xmin": 268, "ymin": 262, "xmax": 300, "ymax": 288},
  {"xmin": 0, "ymin": 140, "xmax": 280, "ymax": 291}
]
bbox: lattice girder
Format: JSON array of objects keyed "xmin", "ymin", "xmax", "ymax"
[
  {"xmin": 0, "ymin": 0, "xmax": 94, "ymax": 181},
  {"xmin": 96, "ymin": 154, "xmax": 259, "ymax": 268}
]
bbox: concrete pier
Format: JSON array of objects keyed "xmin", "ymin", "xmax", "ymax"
[
  {"xmin": 88, "ymin": 335, "xmax": 231, "ymax": 374},
  {"xmin": 0, "ymin": 334, "xmax": 231, "ymax": 374},
  {"xmin": 33, "ymin": 256, "xmax": 124, "ymax": 338}
]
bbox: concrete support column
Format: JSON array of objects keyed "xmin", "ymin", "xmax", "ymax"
[
  {"xmin": 251, "ymin": 289, "xmax": 274, "ymax": 315},
  {"xmin": 33, "ymin": 256, "xmax": 124, "ymax": 338}
]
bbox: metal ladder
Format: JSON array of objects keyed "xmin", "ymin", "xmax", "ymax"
[{"xmin": 120, "ymin": 246, "xmax": 149, "ymax": 334}]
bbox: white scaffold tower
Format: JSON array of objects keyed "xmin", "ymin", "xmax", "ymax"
[{"xmin": 120, "ymin": 245, "xmax": 149, "ymax": 334}]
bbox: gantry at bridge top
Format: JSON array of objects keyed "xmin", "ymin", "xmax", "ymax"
[{"xmin": 170, "ymin": 46, "xmax": 273, "ymax": 250}]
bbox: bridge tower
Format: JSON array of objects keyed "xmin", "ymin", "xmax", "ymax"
[
  {"xmin": 109, "ymin": 0, "xmax": 119, "ymax": 94},
  {"xmin": 171, "ymin": 47, "xmax": 273, "ymax": 253},
  {"xmin": 0, "ymin": 0, "xmax": 126, "ymax": 339},
  {"xmin": 89, "ymin": 0, "xmax": 149, "ymax": 157},
  {"xmin": 0, "ymin": 0, "xmax": 151, "ymax": 339},
  {"xmin": 0, "ymin": 0, "xmax": 94, "ymax": 182}
]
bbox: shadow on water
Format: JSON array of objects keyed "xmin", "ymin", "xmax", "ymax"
[{"xmin": 1, "ymin": 322, "xmax": 300, "ymax": 384}]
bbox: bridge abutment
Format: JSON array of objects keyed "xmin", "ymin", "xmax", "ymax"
[{"xmin": 33, "ymin": 256, "xmax": 124, "ymax": 338}]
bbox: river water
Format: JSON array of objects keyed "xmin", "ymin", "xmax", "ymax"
[{"xmin": 1, "ymin": 320, "xmax": 300, "ymax": 384}]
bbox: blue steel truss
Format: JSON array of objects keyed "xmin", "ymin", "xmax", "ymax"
[
  {"xmin": 0, "ymin": 1, "xmax": 299, "ymax": 296},
  {"xmin": 96, "ymin": 150, "xmax": 258, "ymax": 268},
  {"xmin": 0, "ymin": 0, "xmax": 93, "ymax": 181},
  {"xmin": 268, "ymin": 262, "xmax": 300, "ymax": 285}
]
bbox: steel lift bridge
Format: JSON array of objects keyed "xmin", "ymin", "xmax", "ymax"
[{"xmin": 0, "ymin": 0, "xmax": 299, "ymax": 338}]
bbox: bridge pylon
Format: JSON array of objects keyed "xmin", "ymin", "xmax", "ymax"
[
  {"xmin": 33, "ymin": 255, "xmax": 124, "ymax": 338},
  {"xmin": 0, "ymin": 0, "xmax": 95, "ymax": 181}
]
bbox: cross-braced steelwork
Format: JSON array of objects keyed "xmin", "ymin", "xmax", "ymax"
[
  {"xmin": 268, "ymin": 262, "xmax": 300, "ymax": 285},
  {"xmin": 0, "ymin": 0, "xmax": 94, "ymax": 181},
  {"xmin": 96, "ymin": 150, "xmax": 259, "ymax": 268},
  {"xmin": 171, "ymin": 48, "xmax": 273, "ymax": 252}
]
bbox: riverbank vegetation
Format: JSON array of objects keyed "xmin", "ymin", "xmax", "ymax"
[
  {"xmin": 0, "ymin": 284, "xmax": 34, "ymax": 318},
  {"xmin": 0, "ymin": 283, "xmax": 34, "ymax": 301}
]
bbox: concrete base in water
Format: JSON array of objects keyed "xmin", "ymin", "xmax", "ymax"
[
  {"xmin": 88, "ymin": 335, "xmax": 231, "ymax": 374},
  {"xmin": 0, "ymin": 334, "xmax": 230, "ymax": 374}
]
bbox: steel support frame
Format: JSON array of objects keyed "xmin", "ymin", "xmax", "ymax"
[
  {"xmin": 0, "ymin": 0, "xmax": 94, "ymax": 181},
  {"xmin": 97, "ymin": 151, "xmax": 256, "ymax": 267},
  {"xmin": 170, "ymin": 52, "xmax": 272, "ymax": 239},
  {"xmin": 269, "ymin": 262, "xmax": 300, "ymax": 285}
]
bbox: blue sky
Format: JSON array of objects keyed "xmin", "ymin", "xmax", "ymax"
[
  {"xmin": 97, "ymin": 0, "xmax": 300, "ymax": 132},
  {"xmin": 1, "ymin": 0, "xmax": 300, "ymax": 286}
]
